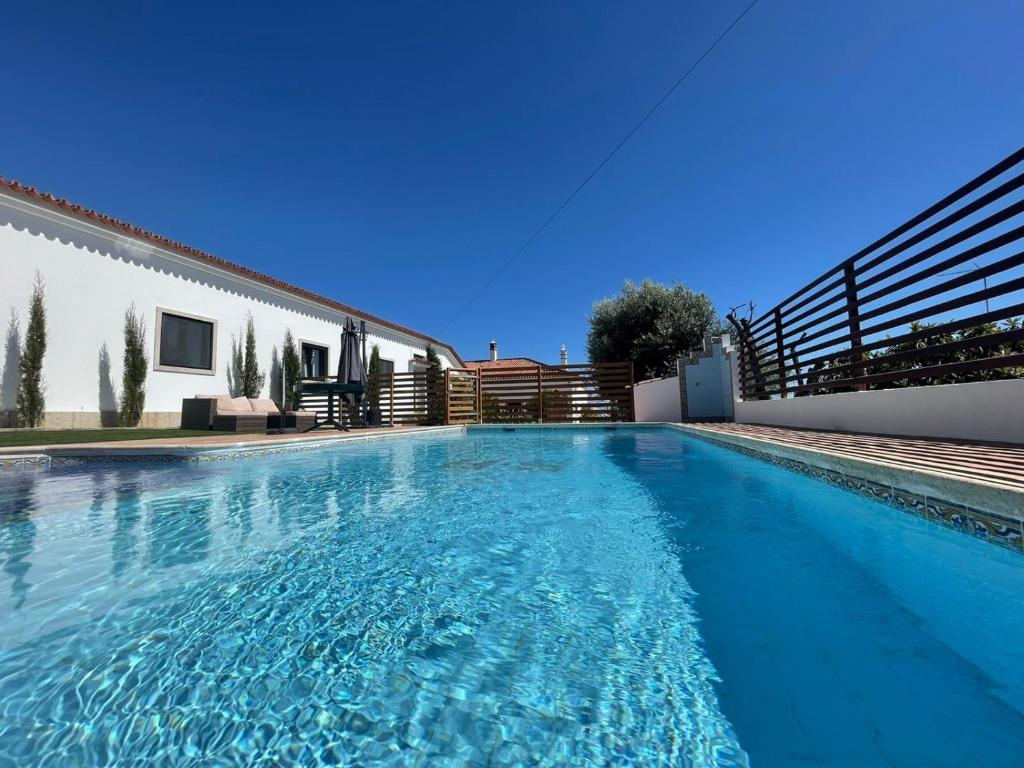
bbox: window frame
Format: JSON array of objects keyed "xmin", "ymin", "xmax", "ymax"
[
  {"xmin": 300, "ymin": 340, "xmax": 331, "ymax": 380},
  {"xmin": 378, "ymin": 357, "xmax": 395, "ymax": 376},
  {"xmin": 409, "ymin": 354, "xmax": 427, "ymax": 373},
  {"xmin": 153, "ymin": 307, "xmax": 218, "ymax": 376}
]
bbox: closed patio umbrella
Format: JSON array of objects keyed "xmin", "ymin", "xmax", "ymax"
[{"xmin": 338, "ymin": 316, "xmax": 366, "ymax": 411}]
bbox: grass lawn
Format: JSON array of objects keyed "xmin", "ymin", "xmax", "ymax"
[{"xmin": 0, "ymin": 429, "xmax": 213, "ymax": 448}]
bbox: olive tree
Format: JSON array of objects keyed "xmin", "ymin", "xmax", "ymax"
[{"xmin": 586, "ymin": 279, "xmax": 719, "ymax": 380}]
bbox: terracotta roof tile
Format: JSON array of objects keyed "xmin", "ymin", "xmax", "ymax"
[
  {"xmin": 464, "ymin": 357, "xmax": 560, "ymax": 370},
  {"xmin": 0, "ymin": 177, "xmax": 463, "ymax": 365}
]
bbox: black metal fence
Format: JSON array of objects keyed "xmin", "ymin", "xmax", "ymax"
[{"xmin": 729, "ymin": 146, "xmax": 1024, "ymax": 400}]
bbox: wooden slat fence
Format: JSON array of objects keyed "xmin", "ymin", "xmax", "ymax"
[
  {"xmin": 479, "ymin": 362, "xmax": 634, "ymax": 424},
  {"xmin": 446, "ymin": 369, "xmax": 481, "ymax": 425},
  {"xmin": 730, "ymin": 145, "xmax": 1024, "ymax": 400},
  {"xmin": 376, "ymin": 371, "xmax": 446, "ymax": 426},
  {"xmin": 370, "ymin": 362, "xmax": 635, "ymax": 425}
]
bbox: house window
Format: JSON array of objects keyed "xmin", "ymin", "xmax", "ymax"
[
  {"xmin": 301, "ymin": 343, "xmax": 329, "ymax": 379},
  {"xmin": 379, "ymin": 358, "xmax": 395, "ymax": 376},
  {"xmin": 155, "ymin": 308, "xmax": 216, "ymax": 374}
]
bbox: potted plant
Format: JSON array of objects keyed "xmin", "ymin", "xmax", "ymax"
[{"xmin": 365, "ymin": 344, "xmax": 383, "ymax": 426}]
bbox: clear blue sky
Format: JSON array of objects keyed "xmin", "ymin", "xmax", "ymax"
[{"xmin": 4, "ymin": 1, "xmax": 1022, "ymax": 363}]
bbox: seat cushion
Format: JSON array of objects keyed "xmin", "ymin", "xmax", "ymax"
[
  {"xmin": 248, "ymin": 398, "xmax": 281, "ymax": 415},
  {"xmin": 216, "ymin": 396, "xmax": 254, "ymax": 414}
]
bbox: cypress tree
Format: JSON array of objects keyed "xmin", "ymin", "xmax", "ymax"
[
  {"xmin": 118, "ymin": 304, "xmax": 148, "ymax": 426},
  {"xmin": 16, "ymin": 274, "xmax": 46, "ymax": 427},
  {"xmin": 282, "ymin": 329, "xmax": 301, "ymax": 409},
  {"xmin": 425, "ymin": 344, "xmax": 445, "ymax": 425},
  {"xmin": 242, "ymin": 314, "xmax": 265, "ymax": 399},
  {"xmin": 366, "ymin": 344, "xmax": 382, "ymax": 410}
]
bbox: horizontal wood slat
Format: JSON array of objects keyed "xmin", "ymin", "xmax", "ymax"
[
  {"xmin": 370, "ymin": 363, "xmax": 634, "ymax": 425},
  {"xmin": 731, "ymin": 146, "xmax": 1024, "ymax": 401}
]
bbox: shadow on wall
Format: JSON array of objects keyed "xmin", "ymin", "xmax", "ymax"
[
  {"xmin": 98, "ymin": 343, "xmax": 118, "ymax": 427},
  {"xmin": 270, "ymin": 346, "xmax": 282, "ymax": 403},
  {"xmin": 226, "ymin": 333, "xmax": 244, "ymax": 397},
  {"xmin": 0, "ymin": 310, "xmax": 20, "ymax": 427}
]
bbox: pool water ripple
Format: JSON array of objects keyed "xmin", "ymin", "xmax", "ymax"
[{"xmin": 0, "ymin": 432, "xmax": 746, "ymax": 767}]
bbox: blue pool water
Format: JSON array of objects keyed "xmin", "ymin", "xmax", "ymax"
[{"xmin": 0, "ymin": 428, "xmax": 1021, "ymax": 767}]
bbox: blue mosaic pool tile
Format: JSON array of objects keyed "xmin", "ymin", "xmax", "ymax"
[
  {"xmin": 825, "ymin": 469, "xmax": 845, "ymax": 487},
  {"xmin": 891, "ymin": 488, "xmax": 929, "ymax": 519},
  {"xmin": 856, "ymin": 479, "xmax": 892, "ymax": 503},
  {"xmin": 965, "ymin": 507, "xmax": 1024, "ymax": 551},
  {"xmin": 0, "ymin": 454, "xmax": 52, "ymax": 471},
  {"xmin": 926, "ymin": 497, "xmax": 968, "ymax": 531}
]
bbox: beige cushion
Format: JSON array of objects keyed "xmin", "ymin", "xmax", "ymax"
[
  {"xmin": 216, "ymin": 396, "xmax": 254, "ymax": 414},
  {"xmin": 248, "ymin": 398, "xmax": 281, "ymax": 414}
]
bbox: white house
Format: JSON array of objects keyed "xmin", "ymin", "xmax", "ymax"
[{"xmin": 0, "ymin": 178, "xmax": 464, "ymax": 428}]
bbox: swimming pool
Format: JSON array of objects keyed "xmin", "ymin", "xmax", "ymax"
[{"xmin": 0, "ymin": 427, "xmax": 1021, "ymax": 766}]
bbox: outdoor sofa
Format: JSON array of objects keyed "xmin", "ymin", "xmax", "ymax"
[{"xmin": 180, "ymin": 396, "xmax": 317, "ymax": 433}]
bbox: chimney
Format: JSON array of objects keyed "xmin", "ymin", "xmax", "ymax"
[
  {"xmin": 560, "ymin": 345, "xmax": 567, "ymax": 367},
  {"xmin": 489, "ymin": 340, "xmax": 498, "ymax": 362}
]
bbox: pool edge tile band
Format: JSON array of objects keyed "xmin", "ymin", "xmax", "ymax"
[
  {"xmin": 3, "ymin": 426, "xmax": 467, "ymax": 466},
  {"xmin": 671, "ymin": 423, "xmax": 1024, "ymax": 555}
]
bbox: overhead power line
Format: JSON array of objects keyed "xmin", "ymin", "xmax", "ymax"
[{"xmin": 444, "ymin": 0, "xmax": 761, "ymax": 329}]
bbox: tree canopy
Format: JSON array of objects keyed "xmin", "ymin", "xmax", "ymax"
[{"xmin": 586, "ymin": 279, "xmax": 719, "ymax": 380}]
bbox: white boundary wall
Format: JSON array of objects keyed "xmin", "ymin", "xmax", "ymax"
[
  {"xmin": 634, "ymin": 376, "xmax": 681, "ymax": 422},
  {"xmin": 735, "ymin": 379, "xmax": 1024, "ymax": 443},
  {"xmin": 0, "ymin": 192, "xmax": 460, "ymax": 427}
]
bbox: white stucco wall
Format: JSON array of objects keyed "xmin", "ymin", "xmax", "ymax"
[
  {"xmin": 735, "ymin": 379, "xmax": 1024, "ymax": 443},
  {"xmin": 0, "ymin": 192, "xmax": 460, "ymax": 426},
  {"xmin": 634, "ymin": 376, "xmax": 681, "ymax": 422},
  {"xmin": 679, "ymin": 336, "xmax": 736, "ymax": 420},
  {"xmin": 684, "ymin": 346, "xmax": 735, "ymax": 419}
]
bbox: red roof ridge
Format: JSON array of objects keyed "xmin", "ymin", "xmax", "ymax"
[
  {"xmin": 463, "ymin": 357, "xmax": 561, "ymax": 370},
  {"xmin": 0, "ymin": 176, "xmax": 464, "ymax": 365}
]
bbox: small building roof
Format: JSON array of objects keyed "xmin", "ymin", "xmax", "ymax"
[{"xmin": 464, "ymin": 356, "xmax": 551, "ymax": 370}]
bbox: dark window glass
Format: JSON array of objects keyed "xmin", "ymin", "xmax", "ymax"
[
  {"xmin": 159, "ymin": 313, "xmax": 214, "ymax": 370},
  {"xmin": 302, "ymin": 344, "xmax": 329, "ymax": 378},
  {"xmin": 379, "ymin": 359, "xmax": 395, "ymax": 375}
]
